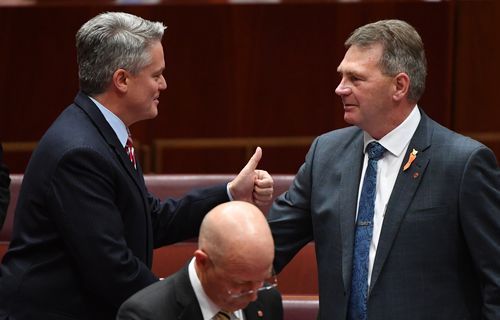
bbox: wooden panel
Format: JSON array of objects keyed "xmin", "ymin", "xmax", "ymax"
[
  {"xmin": 0, "ymin": 1, "xmax": 455, "ymax": 173},
  {"xmin": 453, "ymin": 0, "xmax": 500, "ymax": 162},
  {"xmin": 153, "ymin": 137, "xmax": 313, "ymax": 173}
]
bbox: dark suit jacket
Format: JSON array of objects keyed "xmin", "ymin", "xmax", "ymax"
[
  {"xmin": 0, "ymin": 92, "xmax": 230, "ymax": 320},
  {"xmin": 268, "ymin": 110, "xmax": 500, "ymax": 319},
  {"xmin": 116, "ymin": 264, "xmax": 283, "ymax": 320},
  {"xmin": 0, "ymin": 144, "xmax": 10, "ymax": 229}
]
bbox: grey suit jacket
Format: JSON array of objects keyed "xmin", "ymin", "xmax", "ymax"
[
  {"xmin": 268, "ymin": 110, "xmax": 500, "ymax": 319},
  {"xmin": 117, "ymin": 264, "xmax": 283, "ymax": 320}
]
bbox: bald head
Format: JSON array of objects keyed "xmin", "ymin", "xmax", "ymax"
[
  {"xmin": 194, "ymin": 201, "xmax": 276, "ymax": 311},
  {"xmin": 198, "ymin": 201, "xmax": 274, "ymax": 267}
]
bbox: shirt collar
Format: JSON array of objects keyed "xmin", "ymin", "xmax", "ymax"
[
  {"xmin": 363, "ymin": 106, "xmax": 421, "ymax": 157},
  {"xmin": 89, "ymin": 96, "xmax": 129, "ymax": 148},
  {"xmin": 188, "ymin": 258, "xmax": 221, "ymax": 320}
]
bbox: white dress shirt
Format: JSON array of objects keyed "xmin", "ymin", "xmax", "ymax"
[
  {"xmin": 188, "ymin": 258, "xmax": 245, "ymax": 320},
  {"xmin": 356, "ymin": 106, "xmax": 421, "ymax": 285}
]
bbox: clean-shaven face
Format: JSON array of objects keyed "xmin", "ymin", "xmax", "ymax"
[
  {"xmin": 335, "ymin": 43, "xmax": 396, "ymax": 136},
  {"xmin": 125, "ymin": 41, "xmax": 167, "ymax": 125}
]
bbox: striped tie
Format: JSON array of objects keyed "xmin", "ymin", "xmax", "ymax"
[
  {"xmin": 125, "ymin": 135, "xmax": 136, "ymax": 169},
  {"xmin": 213, "ymin": 310, "xmax": 232, "ymax": 320}
]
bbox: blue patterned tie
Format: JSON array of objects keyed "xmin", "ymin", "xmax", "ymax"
[{"xmin": 348, "ymin": 141, "xmax": 386, "ymax": 320}]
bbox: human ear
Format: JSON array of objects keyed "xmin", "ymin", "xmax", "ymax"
[
  {"xmin": 194, "ymin": 249, "xmax": 209, "ymax": 268},
  {"xmin": 112, "ymin": 69, "xmax": 129, "ymax": 93},
  {"xmin": 393, "ymin": 72, "xmax": 410, "ymax": 101}
]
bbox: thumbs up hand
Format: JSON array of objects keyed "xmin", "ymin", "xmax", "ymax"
[{"xmin": 228, "ymin": 147, "xmax": 274, "ymax": 207}]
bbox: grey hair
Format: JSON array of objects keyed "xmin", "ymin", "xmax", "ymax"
[
  {"xmin": 345, "ymin": 19, "xmax": 427, "ymax": 103},
  {"xmin": 76, "ymin": 12, "xmax": 166, "ymax": 95}
]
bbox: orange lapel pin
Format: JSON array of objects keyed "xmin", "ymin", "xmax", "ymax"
[{"xmin": 403, "ymin": 148, "xmax": 418, "ymax": 171}]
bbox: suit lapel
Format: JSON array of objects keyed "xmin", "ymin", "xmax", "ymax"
[
  {"xmin": 339, "ymin": 133, "xmax": 365, "ymax": 292},
  {"xmin": 175, "ymin": 266, "xmax": 204, "ymax": 320},
  {"xmin": 73, "ymin": 92, "xmax": 153, "ymax": 262},
  {"xmin": 82, "ymin": 94, "xmax": 143, "ymax": 186},
  {"xmin": 74, "ymin": 92, "xmax": 144, "ymax": 187},
  {"xmin": 369, "ymin": 111, "xmax": 432, "ymax": 290}
]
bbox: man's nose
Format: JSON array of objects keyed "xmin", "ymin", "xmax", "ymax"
[
  {"xmin": 335, "ymin": 80, "xmax": 351, "ymax": 96},
  {"xmin": 159, "ymin": 75, "xmax": 167, "ymax": 90}
]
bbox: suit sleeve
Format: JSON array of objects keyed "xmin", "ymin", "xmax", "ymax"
[
  {"xmin": 267, "ymin": 138, "xmax": 317, "ymax": 273},
  {"xmin": 459, "ymin": 146, "xmax": 500, "ymax": 318},
  {"xmin": 149, "ymin": 184, "xmax": 229, "ymax": 248}
]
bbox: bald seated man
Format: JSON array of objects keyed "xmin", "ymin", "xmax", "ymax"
[{"xmin": 117, "ymin": 201, "xmax": 283, "ymax": 320}]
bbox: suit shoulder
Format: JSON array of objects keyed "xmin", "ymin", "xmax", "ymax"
[
  {"xmin": 308, "ymin": 126, "xmax": 362, "ymax": 155},
  {"xmin": 317, "ymin": 126, "xmax": 361, "ymax": 142},
  {"xmin": 124, "ymin": 279, "xmax": 171, "ymax": 305},
  {"xmin": 312, "ymin": 126, "xmax": 363, "ymax": 146},
  {"xmin": 35, "ymin": 104, "xmax": 112, "ymax": 163},
  {"xmin": 430, "ymin": 119, "xmax": 490, "ymax": 153}
]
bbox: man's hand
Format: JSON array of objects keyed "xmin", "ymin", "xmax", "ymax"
[{"xmin": 228, "ymin": 147, "xmax": 274, "ymax": 207}]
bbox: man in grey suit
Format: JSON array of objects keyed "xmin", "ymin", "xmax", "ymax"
[
  {"xmin": 268, "ymin": 19, "xmax": 500, "ymax": 319},
  {"xmin": 117, "ymin": 201, "xmax": 283, "ymax": 320}
]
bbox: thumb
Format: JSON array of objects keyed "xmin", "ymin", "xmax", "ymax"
[{"xmin": 241, "ymin": 147, "xmax": 262, "ymax": 174}]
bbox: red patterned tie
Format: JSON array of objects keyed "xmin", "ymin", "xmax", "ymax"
[{"xmin": 125, "ymin": 135, "xmax": 136, "ymax": 169}]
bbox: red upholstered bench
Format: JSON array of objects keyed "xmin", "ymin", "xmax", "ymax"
[
  {"xmin": 0, "ymin": 174, "xmax": 22, "ymax": 245},
  {"xmin": 283, "ymin": 295, "xmax": 319, "ymax": 320}
]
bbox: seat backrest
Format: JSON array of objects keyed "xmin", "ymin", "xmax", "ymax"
[
  {"xmin": 283, "ymin": 295, "xmax": 319, "ymax": 320},
  {"xmin": 0, "ymin": 174, "xmax": 22, "ymax": 241},
  {"xmin": 0, "ymin": 174, "xmax": 295, "ymax": 241}
]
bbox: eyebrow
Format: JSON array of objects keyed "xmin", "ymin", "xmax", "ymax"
[
  {"xmin": 153, "ymin": 67, "xmax": 165, "ymax": 75},
  {"xmin": 337, "ymin": 69, "xmax": 362, "ymax": 79}
]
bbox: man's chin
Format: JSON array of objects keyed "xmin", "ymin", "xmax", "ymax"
[
  {"xmin": 146, "ymin": 107, "xmax": 159, "ymax": 119},
  {"xmin": 343, "ymin": 113, "xmax": 357, "ymax": 126},
  {"xmin": 225, "ymin": 299, "xmax": 252, "ymax": 311}
]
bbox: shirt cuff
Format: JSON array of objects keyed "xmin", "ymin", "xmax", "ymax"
[{"xmin": 226, "ymin": 183, "xmax": 234, "ymax": 201}]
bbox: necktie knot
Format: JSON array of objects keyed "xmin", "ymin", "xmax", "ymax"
[
  {"xmin": 366, "ymin": 141, "xmax": 385, "ymax": 160},
  {"xmin": 125, "ymin": 135, "xmax": 136, "ymax": 169},
  {"xmin": 126, "ymin": 135, "xmax": 134, "ymax": 148},
  {"xmin": 214, "ymin": 310, "xmax": 232, "ymax": 320}
]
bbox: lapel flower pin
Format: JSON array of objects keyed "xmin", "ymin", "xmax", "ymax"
[{"xmin": 403, "ymin": 148, "xmax": 418, "ymax": 171}]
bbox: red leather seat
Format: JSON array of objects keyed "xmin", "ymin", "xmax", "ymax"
[{"xmin": 283, "ymin": 295, "xmax": 319, "ymax": 320}]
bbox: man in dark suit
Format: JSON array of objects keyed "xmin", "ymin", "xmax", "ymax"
[
  {"xmin": 117, "ymin": 201, "xmax": 283, "ymax": 320},
  {"xmin": 0, "ymin": 12, "xmax": 273, "ymax": 320},
  {"xmin": 268, "ymin": 19, "xmax": 500, "ymax": 319},
  {"xmin": 0, "ymin": 143, "xmax": 10, "ymax": 229}
]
